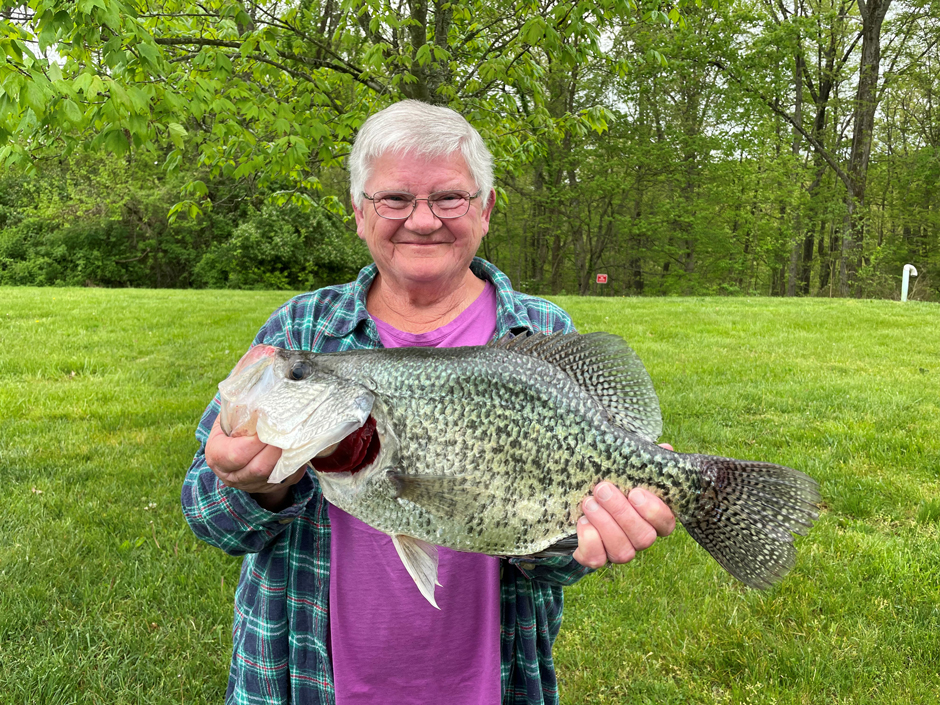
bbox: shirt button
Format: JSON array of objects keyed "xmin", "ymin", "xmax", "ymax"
[
  {"xmin": 278, "ymin": 517, "xmax": 295, "ymax": 525},
  {"xmin": 519, "ymin": 562, "xmax": 536, "ymax": 571}
]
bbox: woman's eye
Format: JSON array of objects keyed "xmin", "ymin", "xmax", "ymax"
[{"xmin": 379, "ymin": 193, "xmax": 413, "ymax": 207}]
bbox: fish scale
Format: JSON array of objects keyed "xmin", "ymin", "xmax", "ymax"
[{"xmin": 219, "ymin": 331, "xmax": 821, "ymax": 607}]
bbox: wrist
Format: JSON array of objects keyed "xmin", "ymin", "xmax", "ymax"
[{"xmin": 252, "ymin": 486, "xmax": 292, "ymax": 512}]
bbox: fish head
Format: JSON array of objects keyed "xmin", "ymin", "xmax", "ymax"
[{"xmin": 218, "ymin": 345, "xmax": 377, "ymax": 484}]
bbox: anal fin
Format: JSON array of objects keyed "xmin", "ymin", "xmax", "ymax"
[{"xmin": 391, "ymin": 534, "xmax": 442, "ymax": 609}]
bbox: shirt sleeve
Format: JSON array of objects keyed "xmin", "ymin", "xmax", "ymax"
[
  {"xmin": 515, "ymin": 294, "xmax": 576, "ymax": 336},
  {"xmin": 180, "ymin": 301, "xmax": 319, "ymax": 556}
]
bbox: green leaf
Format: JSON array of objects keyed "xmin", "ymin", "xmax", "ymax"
[
  {"xmin": 3, "ymin": 39, "xmax": 23, "ymax": 63},
  {"xmin": 62, "ymin": 99, "xmax": 84, "ymax": 124},
  {"xmin": 52, "ymin": 11, "xmax": 72, "ymax": 31},
  {"xmin": 72, "ymin": 73, "xmax": 93, "ymax": 95},
  {"xmin": 37, "ymin": 22, "xmax": 58, "ymax": 53},
  {"xmin": 87, "ymin": 75, "xmax": 105, "ymax": 97},
  {"xmin": 96, "ymin": 4, "xmax": 122, "ymax": 32},
  {"xmin": 522, "ymin": 17, "xmax": 547, "ymax": 45},
  {"xmin": 23, "ymin": 81, "xmax": 45, "ymax": 116},
  {"xmin": 137, "ymin": 42, "xmax": 160, "ymax": 67},
  {"xmin": 2, "ymin": 73, "xmax": 24, "ymax": 101},
  {"xmin": 414, "ymin": 44, "xmax": 432, "ymax": 67},
  {"xmin": 103, "ymin": 129, "xmax": 128, "ymax": 155},
  {"xmin": 232, "ymin": 161, "xmax": 254, "ymax": 179},
  {"xmin": 107, "ymin": 79, "xmax": 130, "ymax": 108},
  {"xmin": 216, "ymin": 53, "xmax": 233, "ymax": 74},
  {"xmin": 163, "ymin": 149, "xmax": 182, "ymax": 172},
  {"xmin": 127, "ymin": 86, "xmax": 149, "ymax": 114},
  {"xmin": 168, "ymin": 122, "xmax": 187, "ymax": 149}
]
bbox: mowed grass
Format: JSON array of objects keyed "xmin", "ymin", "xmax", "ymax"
[{"xmin": 1, "ymin": 288, "xmax": 938, "ymax": 704}]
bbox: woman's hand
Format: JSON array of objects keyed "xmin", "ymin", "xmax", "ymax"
[
  {"xmin": 204, "ymin": 416, "xmax": 305, "ymax": 510},
  {"xmin": 572, "ymin": 444, "xmax": 677, "ymax": 568}
]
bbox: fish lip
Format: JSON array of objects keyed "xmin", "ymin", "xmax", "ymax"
[{"xmin": 219, "ymin": 346, "xmax": 281, "ymax": 436}]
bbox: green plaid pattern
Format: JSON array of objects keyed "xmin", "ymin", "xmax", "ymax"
[{"xmin": 182, "ymin": 258, "xmax": 593, "ymax": 704}]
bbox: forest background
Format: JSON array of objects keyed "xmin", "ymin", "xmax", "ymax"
[{"xmin": 0, "ymin": 0, "xmax": 938, "ymax": 300}]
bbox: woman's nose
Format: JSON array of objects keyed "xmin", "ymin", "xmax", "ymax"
[{"xmin": 405, "ymin": 199, "xmax": 441, "ymax": 231}]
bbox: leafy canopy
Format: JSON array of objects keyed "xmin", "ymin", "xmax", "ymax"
[{"xmin": 0, "ymin": 0, "xmax": 687, "ymax": 211}]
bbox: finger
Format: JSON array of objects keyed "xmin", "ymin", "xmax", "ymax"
[
  {"xmin": 592, "ymin": 482, "xmax": 659, "ymax": 554},
  {"xmin": 250, "ymin": 463, "xmax": 308, "ymax": 496},
  {"xmin": 205, "ymin": 417, "xmax": 269, "ymax": 474},
  {"xmin": 218, "ymin": 443, "xmax": 283, "ymax": 489},
  {"xmin": 572, "ymin": 516, "xmax": 607, "ymax": 569},
  {"xmin": 580, "ymin": 494, "xmax": 637, "ymax": 564},
  {"xmin": 628, "ymin": 488, "xmax": 676, "ymax": 537}
]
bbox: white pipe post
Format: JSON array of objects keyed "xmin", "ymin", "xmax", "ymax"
[{"xmin": 901, "ymin": 264, "xmax": 918, "ymax": 302}]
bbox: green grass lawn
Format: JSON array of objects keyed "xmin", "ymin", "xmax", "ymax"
[{"xmin": 1, "ymin": 288, "xmax": 938, "ymax": 704}]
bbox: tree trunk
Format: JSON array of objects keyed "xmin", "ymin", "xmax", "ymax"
[
  {"xmin": 788, "ymin": 0, "xmax": 803, "ymax": 298},
  {"xmin": 841, "ymin": 0, "xmax": 892, "ymax": 295}
]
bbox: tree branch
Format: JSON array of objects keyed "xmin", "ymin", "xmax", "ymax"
[
  {"xmin": 710, "ymin": 58, "xmax": 854, "ymax": 191},
  {"xmin": 153, "ymin": 37, "xmax": 387, "ymax": 92}
]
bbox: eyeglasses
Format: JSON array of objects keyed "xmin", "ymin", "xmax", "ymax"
[{"xmin": 362, "ymin": 190, "xmax": 481, "ymax": 220}]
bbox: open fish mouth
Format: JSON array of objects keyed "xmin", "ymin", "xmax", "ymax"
[
  {"xmin": 310, "ymin": 415, "xmax": 382, "ymax": 475},
  {"xmin": 218, "ymin": 345, "xmax": 281, "ymax": 437}
]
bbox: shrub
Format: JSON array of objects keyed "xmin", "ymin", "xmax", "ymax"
[{"xmin": 192, "ymin": 203, "xmax": 371, "ymax": 290}]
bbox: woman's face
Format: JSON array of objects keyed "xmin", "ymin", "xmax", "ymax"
[{"xmin": 352, "ymin": 150, "xmax": 495, "ymax": 292}]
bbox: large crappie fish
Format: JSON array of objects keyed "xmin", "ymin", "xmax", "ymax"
[{"xmin": 219, "ymin": 332, "xmax": 820, "ymax": 607}]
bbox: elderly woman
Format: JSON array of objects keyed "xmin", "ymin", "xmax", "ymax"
[{"xmin": 182, "ymin": 100, "xmax": 675, "ymax": 705}]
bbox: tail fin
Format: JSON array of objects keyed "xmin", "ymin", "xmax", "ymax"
[{"xmin": 680, "ymin": 456, "xmax": 821, "ymax": 589}]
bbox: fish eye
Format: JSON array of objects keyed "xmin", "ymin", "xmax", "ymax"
[{"xmin": 288, "ymin": 361, "xmax": 311, "ymax": 381}]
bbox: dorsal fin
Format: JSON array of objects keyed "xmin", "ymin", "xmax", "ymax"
[{"xmin": 489, "ymin": 332, "xmax": 663, "ymax": 442}]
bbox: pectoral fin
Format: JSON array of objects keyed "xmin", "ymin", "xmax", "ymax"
[
  {"xmin": 387, "ymin": 472, "xmax": 488, "ymax": 517},
  {"xmin": 391, "ymin": 534, "xmax": 441, "ymax": 609}
]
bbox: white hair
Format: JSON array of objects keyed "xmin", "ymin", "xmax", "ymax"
[{"xmin": 349, "ymin": 100, "xmax": 494, "ymax": 209}]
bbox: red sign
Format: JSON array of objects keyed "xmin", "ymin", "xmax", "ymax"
[{"xmin": 596, "ymin": 274, "xmax": 608, "ymax": 284}]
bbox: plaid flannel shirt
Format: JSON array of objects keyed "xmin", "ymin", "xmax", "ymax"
[{"xmin": 182, "ymin": 257, "xmax": 593, "ymax": 705}]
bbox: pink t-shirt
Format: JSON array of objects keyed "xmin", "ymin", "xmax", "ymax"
[{"xmin": 328, "ymin": 281, "xmax": 502, "ymax": 705}]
